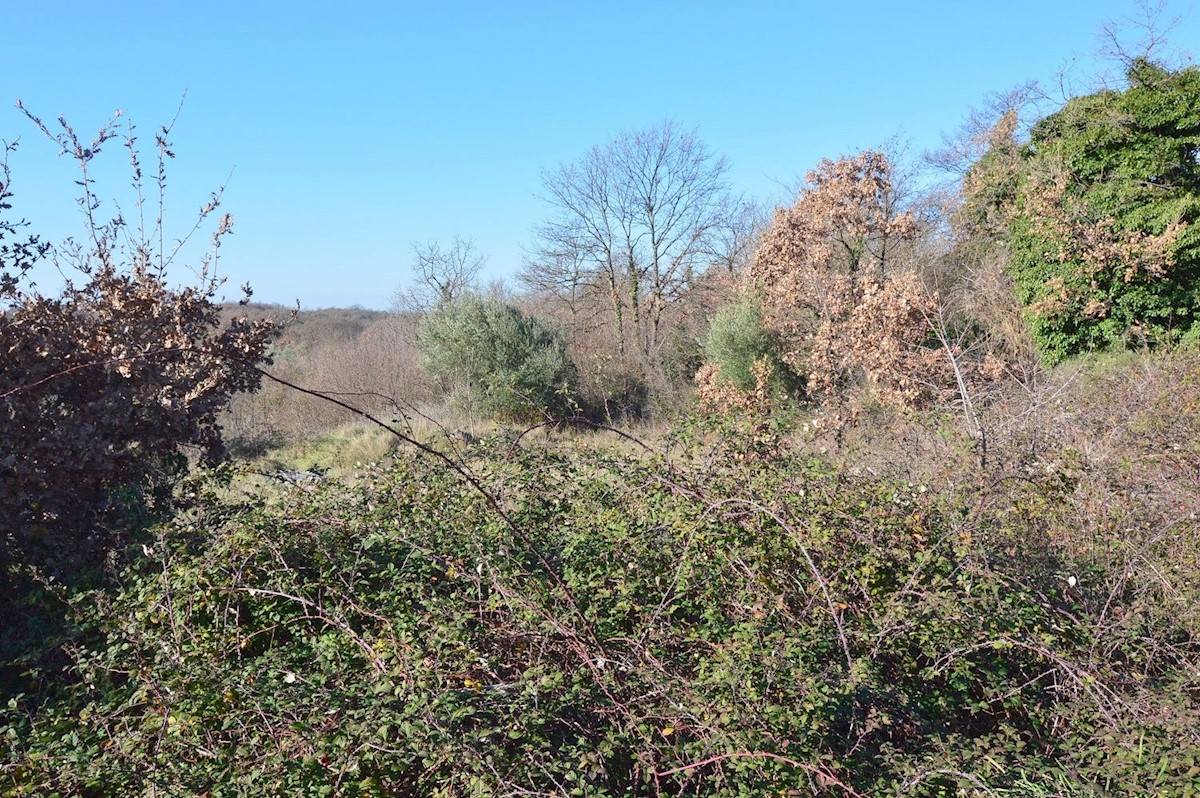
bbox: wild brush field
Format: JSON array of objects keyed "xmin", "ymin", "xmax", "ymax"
[
  {"xmin": 3, "ymin": 46, "xmax": 1200, "ymax": 798},
  {"xmin": 4, "ymin": 350, "xmax": 1199, "ymax": 797}
]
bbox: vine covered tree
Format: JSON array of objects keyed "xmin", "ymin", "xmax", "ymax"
[{"xmin": 965, "ymin": 59, "xmax": 1200, "ymax": 362}]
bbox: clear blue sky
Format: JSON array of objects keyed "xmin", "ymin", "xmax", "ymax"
[{"xmin": 4, "ymin": 1, "xmax": 1196, "ymax": 309}]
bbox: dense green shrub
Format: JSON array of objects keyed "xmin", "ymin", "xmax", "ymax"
[
  {"xmin": 4, "ymin": 423, "xmax": 1197, "ymax": 796},
  {"xmin": 418, "ymin": 294, "xmax": 576, "ymax": 421},
  {"xmin": 702, "ymin": 295, "xmax": 794, "ymax": 396},
  {"xmin": 972, "ymin": 60, "xmax": 1200, "ymax": 363}
]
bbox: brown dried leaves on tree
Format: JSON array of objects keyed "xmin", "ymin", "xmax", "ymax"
[
  {"xmin": 0, "ymin": 115, "xmax": 278, "ymax": 577},
  {"xmin": 1020, "ymin": 160, "xmax": 1182, "ymax": 323},
  {"xmin": 746, "ymin": 151, "xmax": 951, "ymax": 408}
]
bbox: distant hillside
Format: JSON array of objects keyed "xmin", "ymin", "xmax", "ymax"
[{"xmin": 219, "ymin": 302, "xmax": 410, "ymax": 351}]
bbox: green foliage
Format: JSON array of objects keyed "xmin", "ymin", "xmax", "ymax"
[
  {"xmin": 702, "ymin": 295, "xmax": 794, "ymax": 396},
  {"xmin": 7, "ymin": 66, "xmax": 1200, "ymax": 798},
  {"xmin": 5, "ymin": 420, "xmax": 1198, "ymax": 796},
  {"xmin": 989, "ymin": 60, "xmax": 1200, "ymax": 363},
  {"xmin": 419, "ymin": 294, "xmax": 576, "ymax": 421}
]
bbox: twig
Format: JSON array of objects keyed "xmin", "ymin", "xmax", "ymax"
[{"xmin": 655, "ymin": 751, "xmax": 865, "ymax": 797}]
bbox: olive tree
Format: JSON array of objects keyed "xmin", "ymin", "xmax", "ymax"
[{"xmin": 418, "ymin": 294, "xmax": 576, "ymax": 422}]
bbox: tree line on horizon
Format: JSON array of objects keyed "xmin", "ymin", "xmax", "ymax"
[{"xmin": 217, "ymin": 53, "xmax": 1199, "ymax": 451}]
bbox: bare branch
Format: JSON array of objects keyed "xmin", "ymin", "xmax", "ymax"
[{"xmin": 392, "ymin": 234, "xmax": 485, "ymax": 313}]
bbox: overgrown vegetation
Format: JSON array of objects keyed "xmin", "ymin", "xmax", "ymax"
[
  {"xmin": 964, "ymin": 59, "xmax": 1200, "ymax": 363},
  {"xmin": 4, "ymin": 389, "xmax": 1199, "ymax": 795},
  {"xmin": 418, "ymin": 294, "xmax": 577, "ymax": 422},
  {"xmin": 4, "ymin": 23, "xmax": 1200, "ymax": 798}
]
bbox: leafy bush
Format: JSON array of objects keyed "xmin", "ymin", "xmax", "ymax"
[
  {"xmin": 702, "ymin": 295, "xmax": 792, "ymax": 393},
  {"xmin": 5, "ymin": 422, "xmax": 1198, "ymax": 796},
  {"xmin": 419, "ymin": 294, "xmax": 576, "ymax": 421}
]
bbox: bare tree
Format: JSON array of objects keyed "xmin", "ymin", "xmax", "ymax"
[
  {"xmin": 924, "ymin": 83, "xmax": 1050, "ymax": 178},
  {"xmin": 519, "ymin": 245, "xmax": 606, "ymax": 331},
  {"xmin": 392, "ymin": 234, "xmax": 485, "ymax": 313},
  {"xmin": 524, "ymin": 120, "xmax": 733, "ymax": 365},
  {"xmin": 703, "ymin": 196, "xmax": 768, "ymax": 277},
  {"xmin": 1098, "ymin": 0, "xmax": 1188, "ymax": 69}
]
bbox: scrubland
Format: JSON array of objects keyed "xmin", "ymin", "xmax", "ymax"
[{"xmin": 3, "ymin": 50, "xmax": 1200, "ymax": 798}]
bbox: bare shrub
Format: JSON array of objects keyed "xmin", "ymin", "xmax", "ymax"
[{"xmin": 224, "ymin": 313, "xmax": 433, "ymax": 451}]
